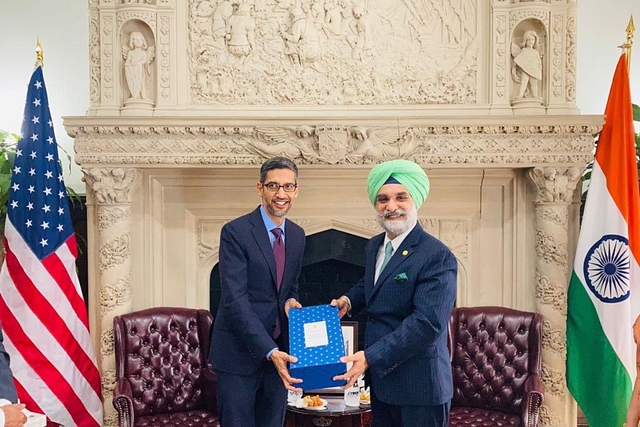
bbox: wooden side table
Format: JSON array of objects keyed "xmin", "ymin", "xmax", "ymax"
[{"xmin": 285, "ymin": 396, "xmax": 372, "ymax": 427}]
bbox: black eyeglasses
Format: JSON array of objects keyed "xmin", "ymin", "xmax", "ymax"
[{"xmin": 262, "ymin": 182, "xmax": 298, "ymax": 192}]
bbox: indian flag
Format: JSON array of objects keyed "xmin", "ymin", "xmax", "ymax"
[{"xmin": 567, "ymin": 52, "xmax": 640, "ymax": 427}]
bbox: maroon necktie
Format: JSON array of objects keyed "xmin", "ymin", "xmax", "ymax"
[
  {"xmin": 271, "ymin": 228, "xmax": 285, "ymax": 290},
  {"xmin": 271, "ymin": 228, "xmax": 285, "ymax": 339}
]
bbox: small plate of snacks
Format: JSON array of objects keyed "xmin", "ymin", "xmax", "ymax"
[{"xmin": 296, "ymin": 395, "xmax": 328, "ymax": 411}]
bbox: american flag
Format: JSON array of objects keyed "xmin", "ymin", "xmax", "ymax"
[{"xmin": 0, "ymin": 66, "xmax": 103, "ymax": 426}]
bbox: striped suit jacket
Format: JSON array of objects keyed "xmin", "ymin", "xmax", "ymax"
[{"xmin": 345, "ymin": 223, "xmax": 457, "ymax": 406}]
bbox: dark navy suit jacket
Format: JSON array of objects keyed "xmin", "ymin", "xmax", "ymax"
[
  {"xmin": 209, "ymin": 206, "xmax": 306, "ymax": 375},
  {"xmin": 0, "ymin": 327, "xmax": 18, "ymax": 402},
  {"xmin": 345, "ymin": 223, "xmax": 457, "ymax": 406}
]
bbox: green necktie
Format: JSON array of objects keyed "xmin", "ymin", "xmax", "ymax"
[{"xmin": 380, "ymin": 241, "xmax": 394, "ymax": 272}]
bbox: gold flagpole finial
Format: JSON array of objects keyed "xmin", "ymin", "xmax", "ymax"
[
  {"xmin": 35, "ymin": 37, "xmax": 44, "ymax": 68},
  {"xmin": 624, "ymin": 15, "xmax": 635, "ymax": 71}
]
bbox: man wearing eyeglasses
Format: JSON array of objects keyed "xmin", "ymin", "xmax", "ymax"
[{"xmin": 209, "ymin": 156, "xmax": 305, "ymax": 427}]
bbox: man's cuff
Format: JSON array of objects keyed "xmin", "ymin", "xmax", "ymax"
[{"xmin": 266, "ymin": 347, "xmax": 278, "ymax": 360}]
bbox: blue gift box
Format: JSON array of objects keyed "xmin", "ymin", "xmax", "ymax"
[{"xmin": 288, "ymin": 304, "xmax": 347, "ymax": 391}]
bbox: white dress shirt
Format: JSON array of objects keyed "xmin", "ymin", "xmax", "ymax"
[{"xmin": 0, "ymin": 398, "xmax": 12, "ymax": 427}]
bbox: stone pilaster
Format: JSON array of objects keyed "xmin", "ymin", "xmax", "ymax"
[
  {"xmin": 83, "ymin": 167, "xmax": 140, "ymax": 427},
  {"xmin": 528, "ymin": 166, "xmax": 582, "ymax": 427}
]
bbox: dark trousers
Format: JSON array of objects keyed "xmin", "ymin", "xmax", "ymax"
[
  {"xmin": 371, "ymin": 389, "xmax": 450, "ymax": 427},
  {"xmin": 215, "ymin": 361, "xmax": 287, "ymax": 427}
]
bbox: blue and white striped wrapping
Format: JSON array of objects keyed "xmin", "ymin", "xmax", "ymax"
[{"xmin": 289, "ymin": 304, "xmax": 347, "ymax": 391}]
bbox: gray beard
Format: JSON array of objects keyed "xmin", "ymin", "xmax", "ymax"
[{"xmin": 376, "ymin": 205, "xmax": 418, "ymax": 236}]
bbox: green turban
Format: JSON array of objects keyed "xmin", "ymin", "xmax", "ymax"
[{"xmin": 367, "ymin": 159, "xmax": 430, "ymax": 209}]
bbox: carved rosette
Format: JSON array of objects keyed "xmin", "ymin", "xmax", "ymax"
[
  {"xmin": 83, "ymin": 168, "xmax": 140, "ymax": 427},
  {"xmin": 528, "ymin": 166, "xmax": 581, "ymax": 427}
]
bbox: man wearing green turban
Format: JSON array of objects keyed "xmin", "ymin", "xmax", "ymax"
[
  {"xmin": 366, "ymin": 159, "xmax": 430, "ymax": 210},
  {"xmin": 332, "ymin": 159, "xmax": 457, "ymax": 427}
]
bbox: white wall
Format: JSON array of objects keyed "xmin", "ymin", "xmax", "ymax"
[
  {"xmin": 0, "ymin": 0, "xmax": 88, "ymax": 191},
  {"xmin": 0, "ymin": 0, "xmax": 638, "ymax": 193}
]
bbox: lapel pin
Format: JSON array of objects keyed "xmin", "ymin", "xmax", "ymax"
[{"xmin": 402, "ymin": 250, "xmax": 408, "ymax": 256}]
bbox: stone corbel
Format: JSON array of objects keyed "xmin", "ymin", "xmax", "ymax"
[
  {"xmin": 529, "ymin": 166, "xmax": 581, "ymax": 204},
  {"xmin": 84, "ymin": 168, "xmax": 140, "ymax": 204}
]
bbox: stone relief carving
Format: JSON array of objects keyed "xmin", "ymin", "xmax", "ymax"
[
  {"xmin": 511, "ymin": 29, "xmax": 542, "ymax": 99},
  {"xmin": 535, "ymin": 229, "xmax": 567, "ymax": 268},
  {"xmin": 529, "ymin": 166, "xmax": 581, "ymax": 203},
  {"xmin": 89, "ymin": 14, "xmax": 101, "ymax": 105},
  {"xmin": 535, "ymin": 270, "xmax": 567, "ymax": 315},
  {"xmin": 535, "ymin": 205, "xmax": 568, "ymax": 227},
  {"xmin": 122, "ymin": 32, "xmax": 156, "ymax": 100},
  {"xmin": 116, "ymin": 11, "xmax": 157, "ymax": 29},
  {"xmin": 84, "ymin": 168, "xmax": 140, "ymax": 204},
  {"xmin": 197, "ymin": 220, "xmax": 225, "ymax": 261},
  {"xmin": 159, "ymin": 16, "xmax": 171, "ymax": 99},
  {"xmin": 542, "ymin": 362, "xmax": 566, "ymax": 398},
  {"xmin": 102, "ymin": 15, "xmax": 115, "ymax": 100},
  {"xmin": 541, "ymin": 318, "xmax": 566, "ymax": 355},
  {"xmin": 494, "ymin": 14, "xmax": 507, "ymax": 100},
  {"xmin": 100, "ymin": 328, "xmax": 115, "ymax": 358},
  {"xmin": 122, "ymin": 0, "xmax": 155, "ymax": 3},
  {"xmin": 69, "ymin": 123, "xmax": 597, "ymax": 167},
  {"xmin": 98, "ymin": 207, "xmax": 130, "ymax": 231},
  {"xmin": 100, "ymin": 275, "xmax": 132, "ymax": 316},
  {"xmin": 539, "ymin": 405, "xmax": 563, "ymax": 427},
  {"xmin": 565, "ymin": 15, "xmax": 576, "ymax": 102},
  {"xmin": 187, "ymin": 0, "xmax": 478, "ymax": 105},
  {"xmin": 99, "ymin": 233, "xmax": 132, "ymax": 273}
]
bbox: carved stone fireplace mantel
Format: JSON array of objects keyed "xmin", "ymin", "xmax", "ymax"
[
  {"xmin": 66, "ymin": 113, "xmax": 599, "ymax": 427},
  {"xmin": 69, "ymin": 0, "xmax": 597, "ymax": 425}
]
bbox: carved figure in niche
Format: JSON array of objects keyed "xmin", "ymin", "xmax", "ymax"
[
  {"xmin": 122, "ymin": 32, "xmax": 155, "ymax": 100},
  {"xmin": 347, "ymin": 5, "xmax": 373, "ymax": 61},
  {"xmin": 225, "ymin": 3, "xmax": 255, "ymax": 65},
  {"xmin": 280, "ymin": 6, "xmax": 321, "ymax": 66},
  {"xmin": 511, "ymin": 30, "xmax": 542, "ymax": 99}
]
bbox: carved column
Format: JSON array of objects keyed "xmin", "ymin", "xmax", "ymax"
[
  {"xmin": 528, "ymin": 166, "xmax": 582, "ymax": 427},
  {"xmin": 83, "ymin": 168, "xmax": 140, "ymax": 427}
]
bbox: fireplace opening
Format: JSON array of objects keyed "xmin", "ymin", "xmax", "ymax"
[{"xmin": 210, "ymin": 229, "xmax": 369, "ymax": 351}]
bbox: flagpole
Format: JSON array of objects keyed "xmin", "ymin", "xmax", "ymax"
[
  {"xmin": 624, "ymin": 16, "xmax": 635, "ymax": 72},
  {"xmin": 35, "ymin": 38, "xmax": 43, "ymax": 68}
]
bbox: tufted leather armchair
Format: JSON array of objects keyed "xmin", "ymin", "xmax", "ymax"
[
  {"xmin": 448, "ymin": 306, "xmax": 544, "ymax": 427},
  {"xmin": 113, "ymin": 307, "xmax": 220, "ymax": 427}
]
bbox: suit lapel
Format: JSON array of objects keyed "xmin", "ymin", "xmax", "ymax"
[
  {"xmin": 368, "ymin": 224, "xmax": 423, "ymax": 301},
  {"xmin": 249, "ymin": 208, "xmax": 278, "ymax": 287},
  {"xmin": 365, "ymin": 233, "xmax": 385, "ymax": 303}
]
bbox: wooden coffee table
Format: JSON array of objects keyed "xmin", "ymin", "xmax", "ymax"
[{"xmin": 285, "ymin": 396, "xmax": 372, "ymax": 427}]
